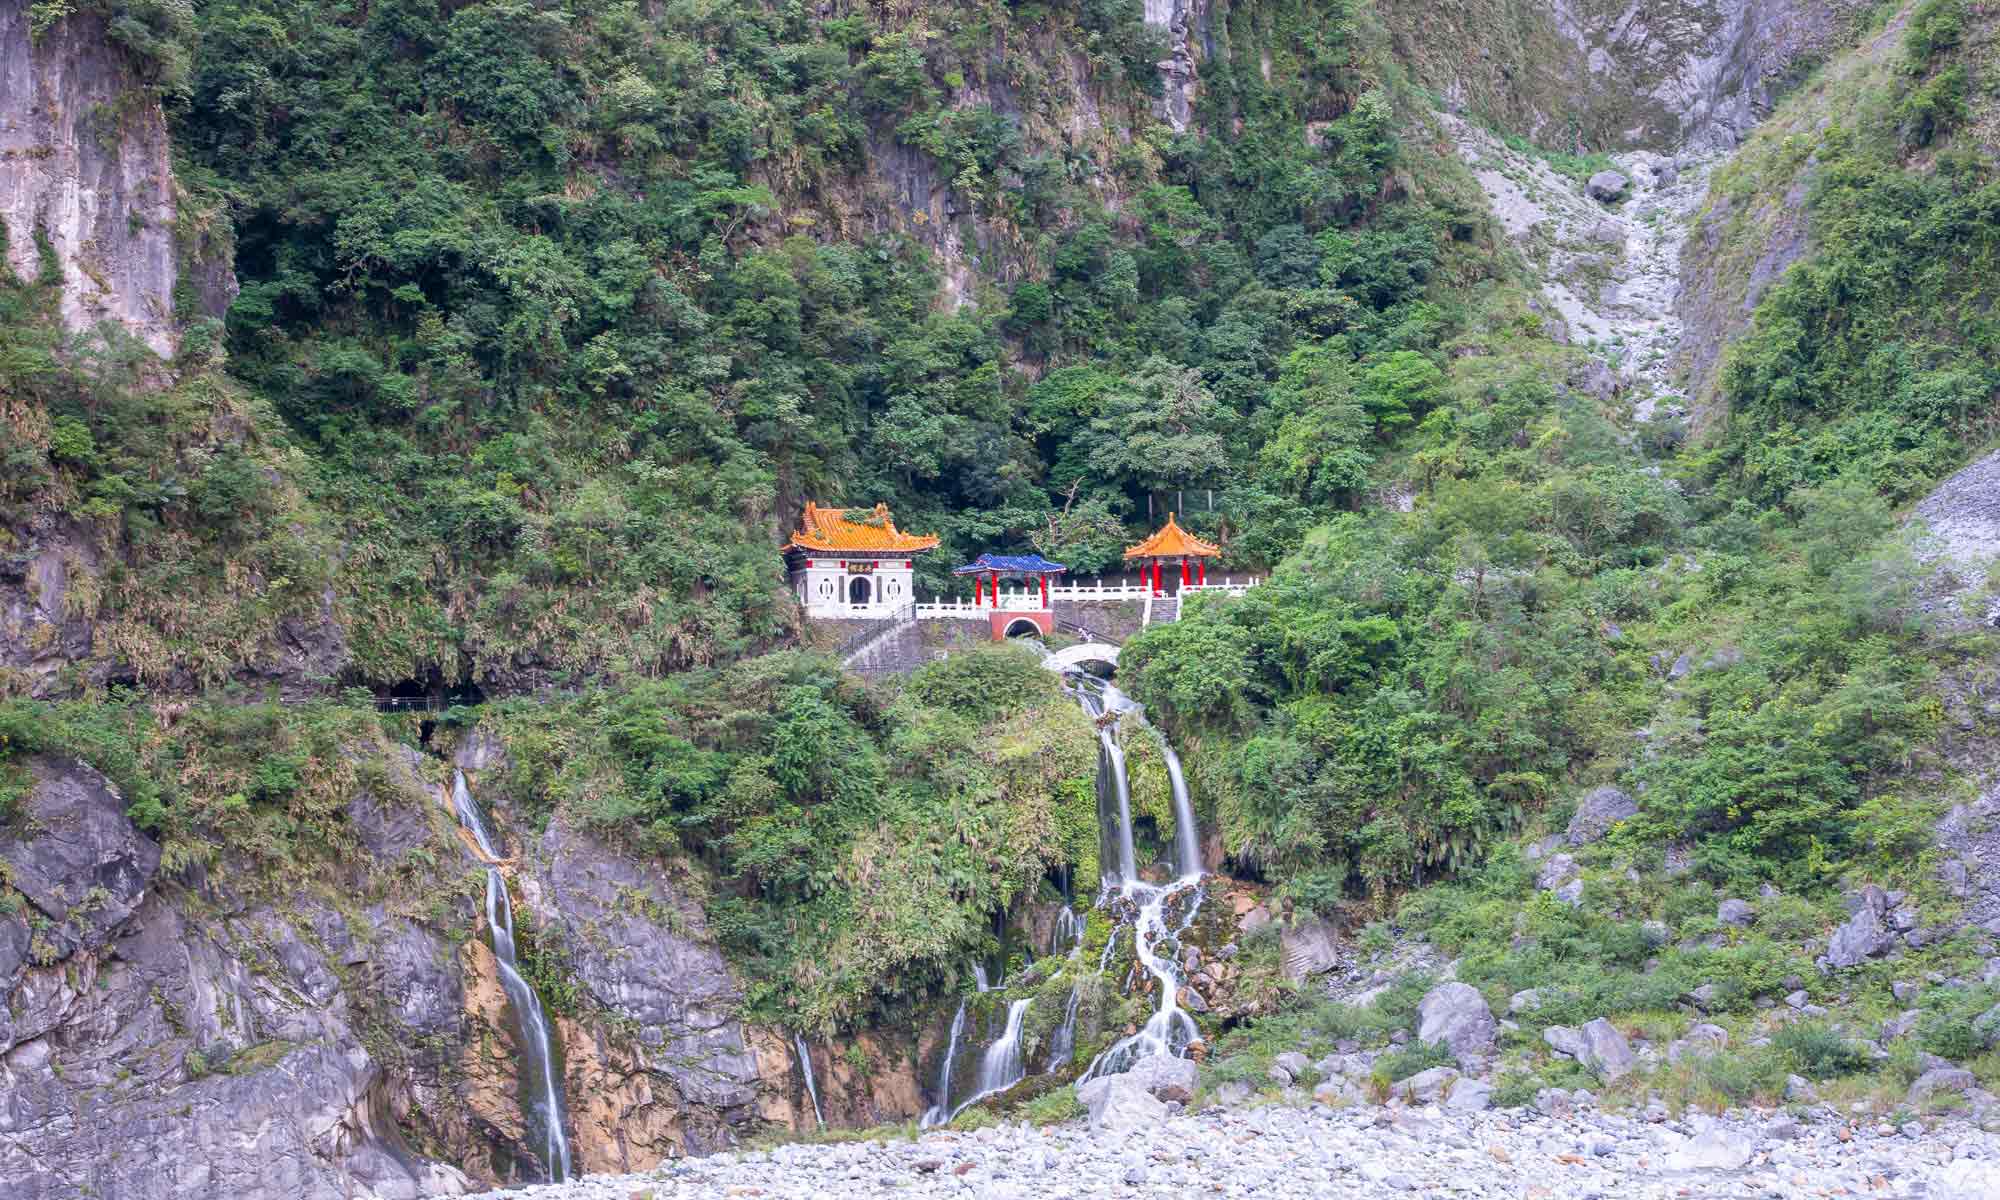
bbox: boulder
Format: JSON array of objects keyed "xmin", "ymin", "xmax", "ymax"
[
  {"xmin": 1784, "ymin": 1075, "xmax": 1818, "ymax": 1103},
  {"xmin": 1717, "ymin": 899, "xmax": 1755, "ymax": 927},
  {"xmin": 1907, "ymin": 1068, "xmax": 1977, "ymax": 1107},
  {"xmin": 1312, "ymin": 1078, "xmax": 1365, "ymax": 1106},
  {"xmin": 1667, "ymin": 1129, "xmax": 1752, "ymax": 1171},
  {"xmin": 1537, "ymin": 853, "xmax": 1579, "ymax": 892},
  {"xmin": 1123, "ymin": 1054, "xmax": 1198, "ymax": 1104},
  {"xmin": 1392, "ymin": 1066, "xmax": 1460, "ymax": 1104},
  {"xmin": 1083, "ymin": 1075, "xmax": 1168, "ymax": 1131},
  {"xmin": 1826, "ymin": 903, "xmax": 1897, "ymax": 968},
  {"xmin": 1507, "ymin": 989, "xmax": 1542, "ymax": 1015},
  {"xmin": 1566, "ymin": 787, "xmax": 1638, "ymax": 846},
  {"xmin": 1544, "ymin": 1019, "xmax": 1635, "ymax": 1081},
  {"xmin": 1586, "ymin": 170, "xmax": 1630, "ymax": 202},
  {"xmin": 1270, "ymin": 1051, "xmax": 1310, "ymax": 1083},
  {"xmin": 1443, "ymin": 1078, "xmax": 1493, "ymax": 1112},
  {"xmin": 1585, "ymin": 219, "xmax": 1625, "ymax": 246},
  {"xmin": 1417, "ymin": 982, "xmax": 1497, "ymax": 1059},
  {"xmin": 1937, "ymin": 1161, "xmax": 2000, "ymax": 1200},
  {"xmin": 1280, "ymin": 916, "xmax": 1341, "ymax": 983},
  {"xmin": 1553, "ymin": 879, "xmax": 1584, "ymax": 907}
]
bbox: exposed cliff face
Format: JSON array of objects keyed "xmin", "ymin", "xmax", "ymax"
[
  {"xmin": 0, "ymin": 5, "xmax": 189, "ymax": 356},
  {"xmin": 1379, "ymin": 0, "xmax": 1865, "ymax": 150},
  {"xmin": 0, "ymin": 755, "xmax": 469, "ymax": 1199}
]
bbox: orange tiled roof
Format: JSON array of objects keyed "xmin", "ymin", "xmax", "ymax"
[
  {"xmin": 784, "ymin": 502, "xmax": 941, "ymax": 554},
  {"xmin": 1123, "ymin": 513, "xmax": 1220, "ymax": 560}
]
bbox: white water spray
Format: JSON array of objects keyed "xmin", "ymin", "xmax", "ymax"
[
  {"xmin": 448, "ymin": 772, "xmax": 572, "ymax": 1183},
  {"xmin": 793, "ymin": 1031, "xmax": 825, "ymax": 1130}
]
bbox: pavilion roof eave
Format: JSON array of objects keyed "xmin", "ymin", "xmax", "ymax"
[{"xmin": 1122, "ymin": 512, "xmax": 1221, "ymax": 561}]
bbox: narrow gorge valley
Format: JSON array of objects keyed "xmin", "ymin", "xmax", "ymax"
[{"xmin": 6, "ymin": 0, "xmax": 2000, "ymax": 1195}]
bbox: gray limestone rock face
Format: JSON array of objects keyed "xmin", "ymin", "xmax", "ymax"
[
  {"xmin": 1417, "ymin": 982, "xmax": 1497, "ymax": 1059},
  {"xmin": 539, "ymin": 816, "xmax": 760, "ymax": 1113},
  {"xmin": 1717, "ymin": 898, "xmax": 1756, "ymax": 927},
  {"xmin": 0, "ymin": 5, "xmax": 192, "ymax": 356},
  {"xmin": 0, "ymin": 757, "xmax": 160, "ymax": 960},
  {"xmin": 0, "ymin": 774, "xmax": 460, "ymax": 1200},
  {"xmin": 1566, "ymin": 787, "xmax": 1639, "ymax": 846},
  {"xmin": 1392, "ymin": 1066, "xmax": 1461, "ymax": 1104}
]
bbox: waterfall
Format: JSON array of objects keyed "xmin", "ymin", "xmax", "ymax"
[
  {"xmin": 1051, "ymin": 906, "xmax": 1083, "ymax": 957},
  {"xmin": 946, "ymin": 998, "xmax": 1032, "ymax": 1122},
  {"xmin": 793, "ymin": 1032, "xmax": 825, "ymax": 1131},
  {"xmin": 1047, "ymin": 985, "xmax": 1081, "ymax": 1072},
  {"xmin": 448, "ymin": 772, "xmax": 573, "ymax": 1183},
  {"xmin": 1062, "ymin": 675, "xmax": 1208, "ymax": 1084},
  {"xmin": 1080, "ymin": 688, "xmax": 1139, "ymax": 884},
  {"xmin": 919, "ymin": 965, "xmax": 992, "ymax": 1128}
]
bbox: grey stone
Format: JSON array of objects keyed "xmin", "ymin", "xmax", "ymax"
[
  {"xmin": 1123, "ymin": 1054, "xmax": 1198, "ymax": 1104},
  {"xmin": 1392, "ymin": 1066, "xmax": 1460, "ymax": 1104},
  {"xmin": 1508, "ymin": 988, "xmax": 1542, "ymax": 1015},
  {"xmin": 1717, "ymin": 898, "xmax": 1755, "ymax": 927},
  {"xmin": 0, "ymin": 757, "xmax": 161, "ymax": 960},
  {"xmin": 1545, "ymin": 1019, "xmax": 1635, "ymax": 1081},
  {"xmin": 1553, "ymin": 878, "xmax": 1584, "ymax": 907},
  {"xmin": 1270, "ymin": 1051, "xmax": 1309, "ymax": 1084},
  {"xmin": 1784, "ymin": 989, "xmax": 1810, "ymax": 1010},
  {"xmin": 1826, "ymin": 903, "xmax": 1897, "ymax": 968},
  {"xmin": 1908, "ymin": 1069, "xmax": 1977, "ymax": 1107},
  {"xmin": 1587, "ymin": 170, "xmax": 1631, "ymax": 201},
  {"xmin": 1417, "ymin": 982, "xmax": 1497, "ymax": 1059},
  {"xmin": 1668, "ymin": 651, "xmax": 1694, "ymax": 679},
  {"xmin": 1084, "ymin": 1075, "xmax": 1168, "ymax": 1131},
  {"xmin": 1784, "ymin": 1075, "xmax": 1818, "ymax": 1103},
  {"xmin": 1567, "ymin": 786, "xmax": 1639, "ymax": 846},
  {"xmin": 1536, "ymin": 852, "xmax": 1579, "ymax": 891},
  {"xmin": 1892, "ymin": 979, "xmax": 1921, "ymax": 1003},
  {"xmin": 1443, "ymin": 1078, "xmax": 1492, "ymax": 1112},
  {"xmin": 1640, "ymin": 920, "xmax": 1671, "ymax": 947},
  {"xmin": 1280, "ymin": 916, "xmax": 1341, "ymax": 983},
  {"xmin": 1667, "ymin": 1129, "xmax": 1752, "ymax": 1170}
]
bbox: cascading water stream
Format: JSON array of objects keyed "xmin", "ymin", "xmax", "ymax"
[
  {"xmin": 945, "ymin": 997, "xmax": 1033, "ymax": 1122},
  {"xmin": 1063, "ymin": 674, "xmax": 1208, "ymax": 1084},
  {"xmin": 919, "ymin": 965, "xmax": 992, "ymax": 1128},
  {"xmin": 448, "ymin": 771, "xmax": 573, "ymax": 1183},
  {"xmin": 793, "ymin": 1032, "xmax": 825, "ymax": 1131},
  {"xmin": 1047, "ymin": 985, "xmax": 1082, "ymax": 1072}
]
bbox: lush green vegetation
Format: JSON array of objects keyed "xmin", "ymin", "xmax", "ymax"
[{"xmin": 7, "ymin": 0, "xmax": 2000, "ymax": 1079}]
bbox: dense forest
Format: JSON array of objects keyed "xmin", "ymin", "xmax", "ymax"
[{"xmin": 4, "ymin": 0, "xmax": 2000, "ymax": 1167}]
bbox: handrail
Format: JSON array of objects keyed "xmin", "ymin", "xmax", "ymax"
[
  {"xmin": 1054, "ymin": 618, "xmax": 1120, "ymax": 646},
  {"xmin": 837, "ymin": 602, "xmax": 916, "ymax": 665}
]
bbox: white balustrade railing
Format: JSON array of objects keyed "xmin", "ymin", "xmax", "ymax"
[{"xmin": 908, "ymin": 576, "xmax": 1262, "ymax": 620}]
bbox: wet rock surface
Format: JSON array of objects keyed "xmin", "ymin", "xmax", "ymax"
[{"xmin": 459, "ymin": 1098, "xmax": 2000, "ymax": 1200}]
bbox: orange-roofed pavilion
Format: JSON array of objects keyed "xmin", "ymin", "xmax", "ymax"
[{"xmin": 1124, "ymin": 513, "xmax": 1220, "ymax": 594}]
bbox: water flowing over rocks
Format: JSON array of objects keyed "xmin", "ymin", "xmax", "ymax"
[{"xmin": 457, "ymin": 1096, "xmax": 2000, "ymax": 1200}]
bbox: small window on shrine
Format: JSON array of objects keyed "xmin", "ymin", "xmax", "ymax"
[
  {"xmin": 815, "ymin": 578, "xmax": 836, "ymax": 599},
  {"xmin": 884, "ymin": 579, "xmax": 903, "ymax": 599}
]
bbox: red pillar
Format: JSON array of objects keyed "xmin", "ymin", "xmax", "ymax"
[
  {"xmin": 1152, "ymin": 560, "xmax": 1161, "ymax": 594},
  {"xmin": 1199, "ymin": 560, "xmax": 1206, "ymax": 586},
  {"xmin": 991, "ymin": 572, "xmax": 999, "ymax": 607},
  {"xmin": 975, "ymin": 575, "xmax": 983, "ymax": 606},
  {"xmin": 1040, "ymin": 573, "xmax": 1049, "ymax": 608},
  {"xmin": 1180, "ymin": 558, "xmax": 1190, "ymax": 587}
]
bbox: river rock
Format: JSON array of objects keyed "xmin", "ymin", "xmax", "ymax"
[
  {"xmin": 1545, "ymin": 1018, "xmax": 1635, "ymax": 1081},
  {"xmin": 1123, "ymin": 1054, "xmax": 1198, "ymax": 1103},
  {"xmin": 1271, "ymin": 1051, "xmax": 1310, "ymax": 1083},
  {"xmin": 1667, "ymin": 1129, "xmax": 1752, "ymax": 1170},
  {"xmin": 1393, "ymin": 1066, "xmax": 1460, "ymax": 1103},
  {"xmin": 1084, "ymin": 1074, "xmax": 1167, "ymax": 1131},
  {"xmin": 1566, "ymin": 786, "xmax": 1638, "ymax": 845},
  {"xmin": 1418, "ymin": 982, "xmax": 1497, "ymax": 1058},
  {"xmin": 1587, "ymin": 170, "xmax": 1630, "ymax": 201}
]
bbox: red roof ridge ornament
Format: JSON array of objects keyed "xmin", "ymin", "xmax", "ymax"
[
  {"xmin": 1123, "ymin": 512, "xmax": 1221, "ymax": 561},
  {"xmin": 783, "ymin": 501, "xmax": 941, "ymax": 554}
]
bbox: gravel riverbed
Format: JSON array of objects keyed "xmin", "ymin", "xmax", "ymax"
[{"xmin": 465, "ymin": 1098, "xmax": 2000, "ymax": 1200}]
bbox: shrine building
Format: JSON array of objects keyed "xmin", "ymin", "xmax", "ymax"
[
  {"xmin": 1124, "ymin": 513, "xmax": 1220, "ymax": 595},
  {"xmin": 783, "ymin": 502, "xmax": 940, "ymax": 618}
]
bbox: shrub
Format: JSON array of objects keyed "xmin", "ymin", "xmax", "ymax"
[
  {"xmin": 1772, "ymin": 1022, "xmax": 1870, "ymax": 1079},
  {"xmin": 1370, "ymin": 1039, "xmax": 1455, "ymax": 1086}
]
